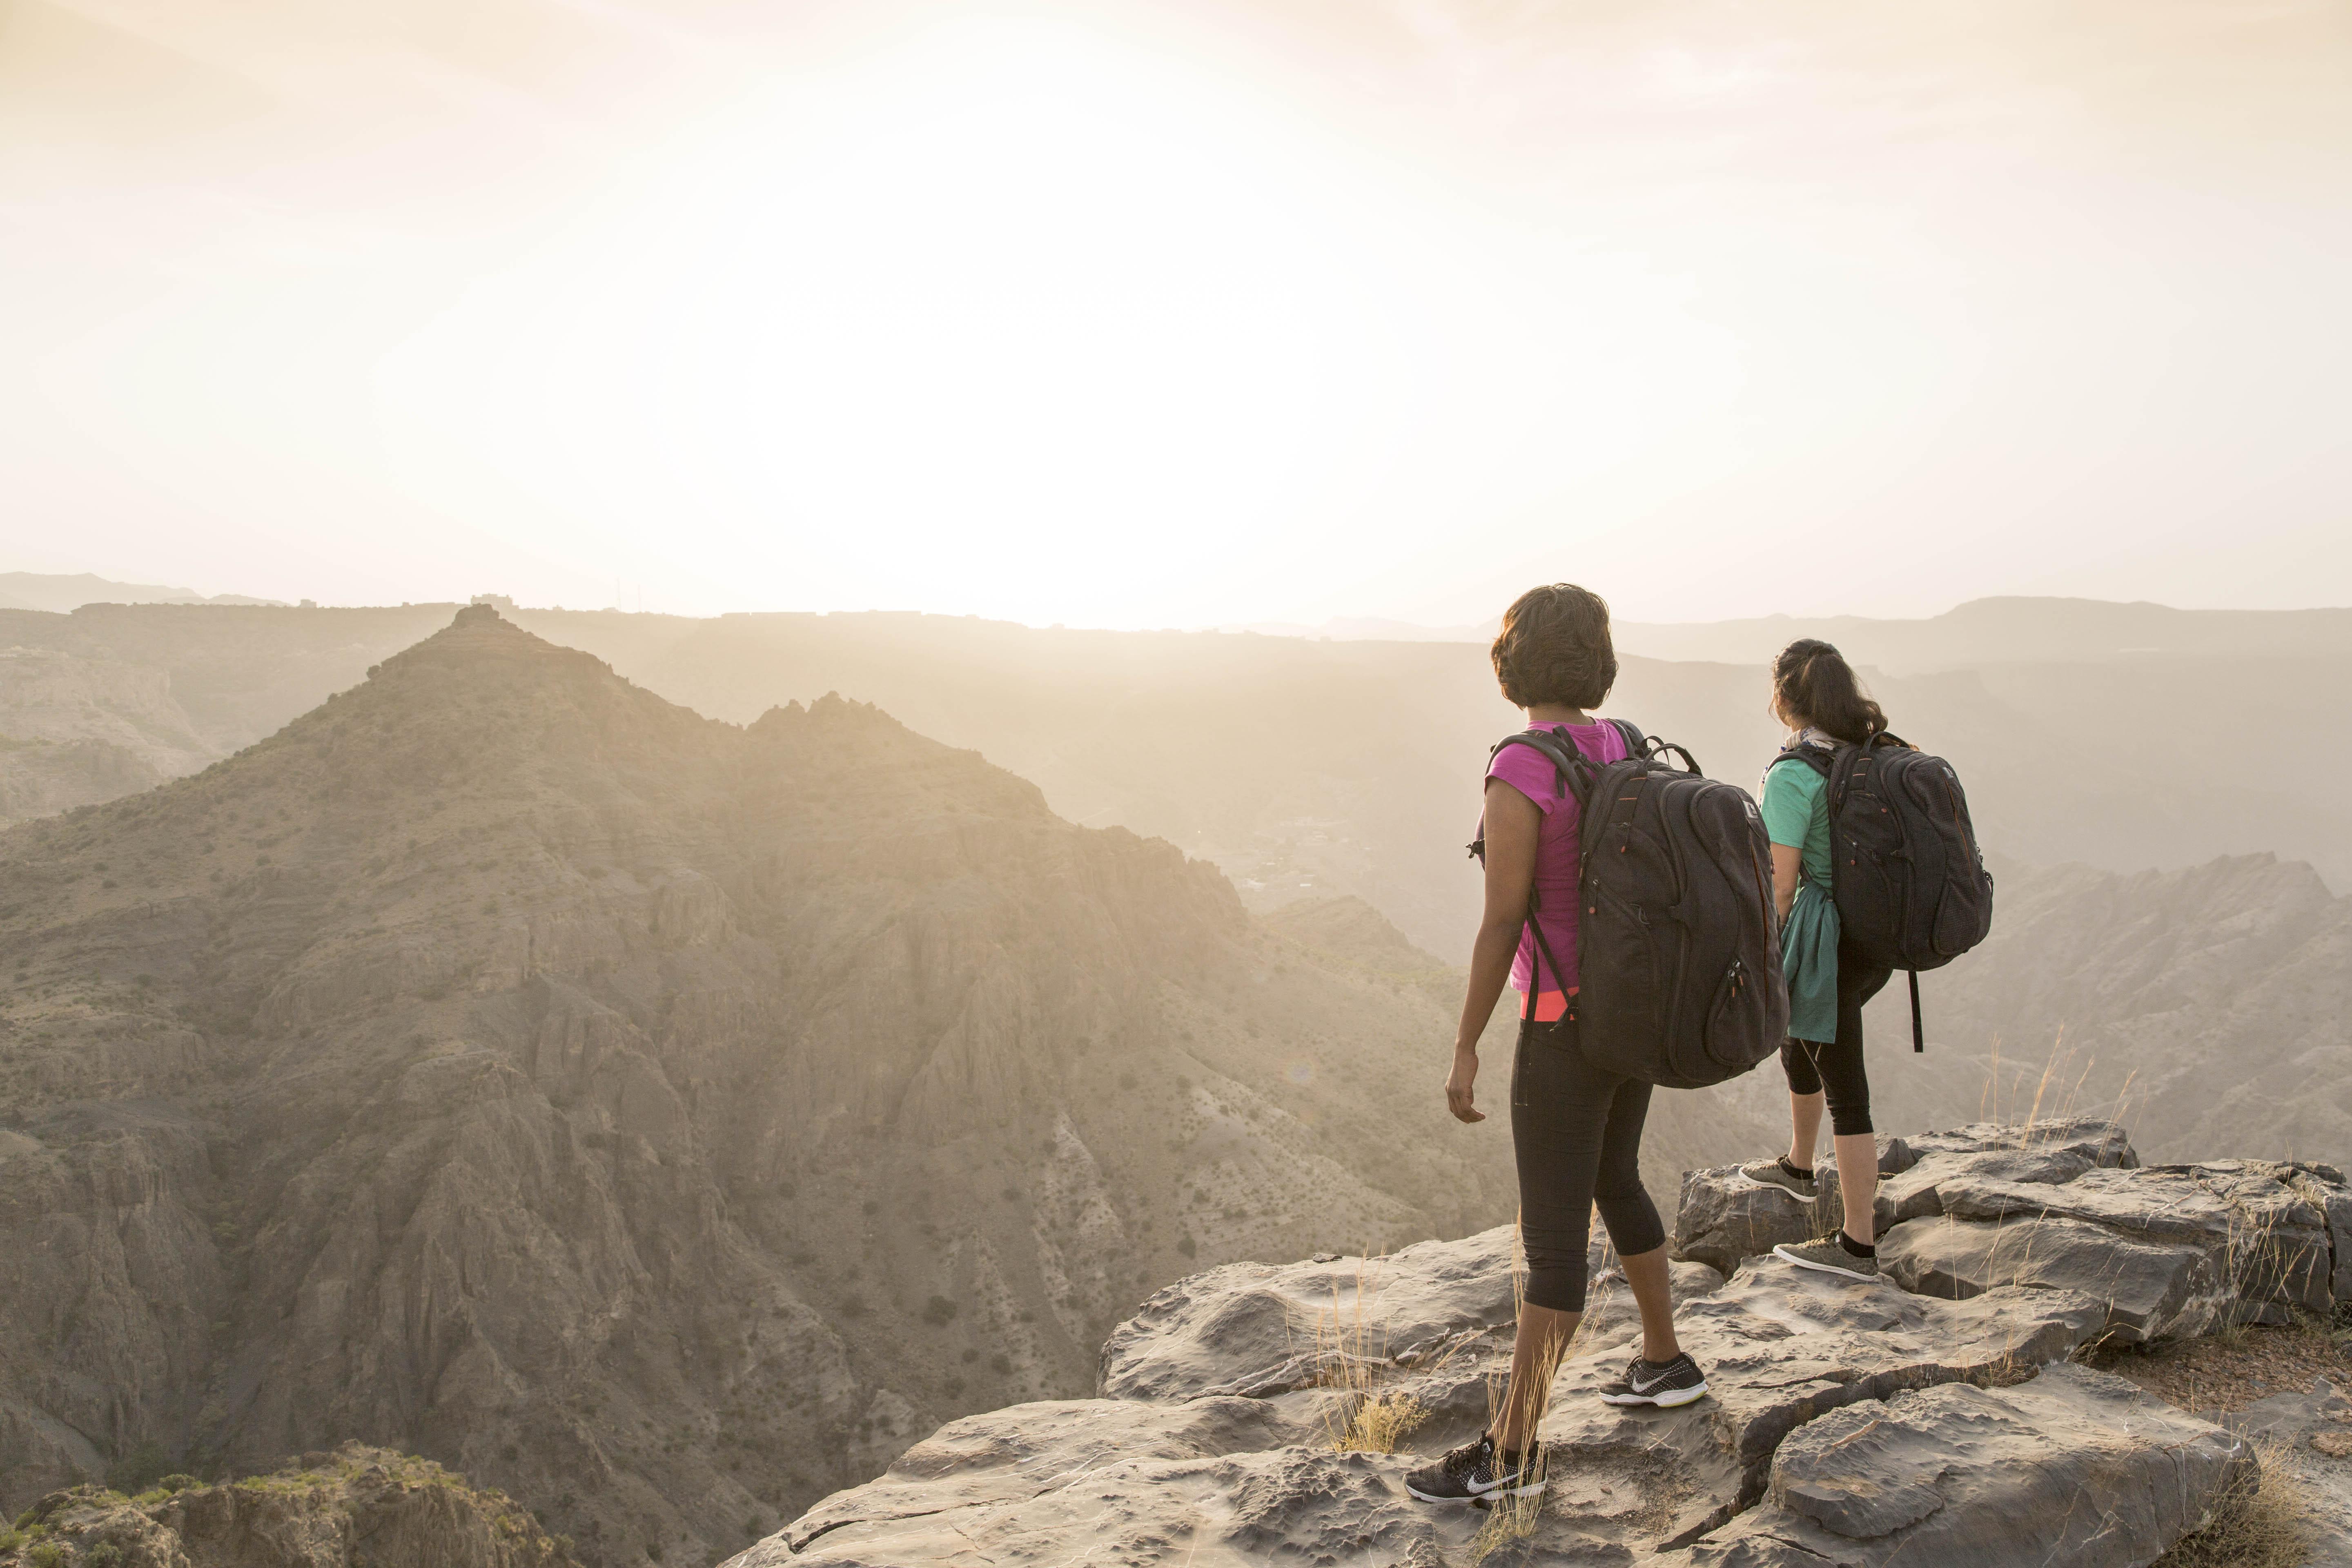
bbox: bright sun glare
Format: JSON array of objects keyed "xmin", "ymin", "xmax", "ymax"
[{"xmin": 379, "ymin": 17, "xmax": 1740, "ymax": 625}]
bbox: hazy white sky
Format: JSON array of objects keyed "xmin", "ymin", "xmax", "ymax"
[{"xmin": 2, "ymin": 0, "xmax": 2347, "ymax": 626}]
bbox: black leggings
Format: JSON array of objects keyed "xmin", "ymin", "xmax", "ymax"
[
  {"xmin": 1780, "ymin": 933, "xmax": 1893, "ymax": 1138},
  {"xmin": 1509, "ymin": 1013, "xmax": 1666, "ymax": 1313}
]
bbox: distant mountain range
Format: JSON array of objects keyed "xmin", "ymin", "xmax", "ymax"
[
  {"xmin": 1236, "ymin": 596, "xmax": 2352, "ymax": 674},
  {"xmin": 0, "ymin": 572, "xmax": 284, "ymax": 614},
  {"xmin": 5, "ymin": 596, "xmax": 2348, "ymax": 948}
]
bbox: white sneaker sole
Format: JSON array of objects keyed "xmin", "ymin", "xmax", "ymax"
[
  {"xmin": 1405, "ymin": 1478, "xmax": 1548, "ymax": 1504},
  {"xmin": 1774, "ymin": 1243, "xmax": 1878, "ymax": 1283},
  {"xmin": 1740, "ymin": 1168, "xmax": 1817, "ymax": 1204},
  {"xmin": 1599, "ymin": 1379, "xmax": 1709, "ymax": 1408}
]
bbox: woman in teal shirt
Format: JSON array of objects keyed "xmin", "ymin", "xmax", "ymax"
[{"xmin": 1740, "ymin": 640, "xmax": 1896, "ymax": 1281}]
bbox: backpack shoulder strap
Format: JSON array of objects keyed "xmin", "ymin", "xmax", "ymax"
[
  {"xmin": 1774, "ymin": 746, "xmax": 1834, "ymax": 780},
  {"xmin": 1608, "ymin": 717, "xmax": 1648, "ymax": 758},
  {"xmin": 1489, "ymin": 728, "xmax": 1589, "ymax": 800},
  {"xmin": 1468, "ymin": 728, "xmax": 1591, "ymax": 860}
]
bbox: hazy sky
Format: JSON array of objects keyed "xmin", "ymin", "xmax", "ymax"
[{"xmin": 2, "ymin": 0, "xmax": 2347, "ymax": 626}]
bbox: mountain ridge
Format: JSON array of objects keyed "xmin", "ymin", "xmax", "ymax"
[{"xmin": 0, "ymin": 607, "xmax": 1535, "ymax": 1564}]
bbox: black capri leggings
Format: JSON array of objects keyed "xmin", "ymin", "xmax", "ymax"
[
  {"xmin": 1509, "ymin": 1011, "xmax": 1666, "ymax": 1313},
  {"xmin": 1780, "ymin": 932, "xmax": 1894, "ymax": 1138}
]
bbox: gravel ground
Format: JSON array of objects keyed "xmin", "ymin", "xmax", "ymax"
[{"xmin": 2091, "ymin": 1316, "xmax": 2352, "ymax": 1417}]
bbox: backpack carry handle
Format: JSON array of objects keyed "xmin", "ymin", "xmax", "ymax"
[{"xmin": 1645, "ymin": 740, "xmax": 1703, "ymax": 776}]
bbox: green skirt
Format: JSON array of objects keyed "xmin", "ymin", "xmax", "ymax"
[{"xmin": 1781, "ymin": 880, "xmax": 1840, "ymax": 1045}]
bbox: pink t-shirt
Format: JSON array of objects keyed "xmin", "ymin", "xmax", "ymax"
[{"xmin": 1482, "ymin": 719, "xmax": 1632, "ymax": 1021}]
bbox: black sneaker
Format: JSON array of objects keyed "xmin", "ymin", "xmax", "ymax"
[
  {"xmin": 1403, "ymin": 1433, "xmax": 1547, "ymax": 1503},
  {"xmin": 1597, "ymin": 1352, "xmax": 1710, "ymax": 1408}
]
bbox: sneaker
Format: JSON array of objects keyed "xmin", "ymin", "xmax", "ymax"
[
  {"xmin": 1403, "ymin": 1434, "xmax": 1547, "ymax": 1503},
  {"xmin": 1740, "ymin": 1158, "xmax": 1817, "ymax": 1203},
  {"xmin": 1775, "ymin": 1236, "xmax": 1880, "ymax": 1283},
  {"xmin": 1597, "ymin": 1351, "xmax": 1709, "ymax": 1408}
]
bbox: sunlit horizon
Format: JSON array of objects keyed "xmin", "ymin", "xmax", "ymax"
[{"xmin": 5, "ymin": 0, "xmax": 2348, "ymax": 627}]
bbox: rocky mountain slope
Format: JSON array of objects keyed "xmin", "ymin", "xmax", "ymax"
[
  {"xmin": 0, "ymin": 604, "xmax": 462, "ymax": 821},
  {"xmin": 751, "ymin": 1117, "xmax": 2352, "ymax": 1566},
  {"xmin": 2, "ymin": 1446, "xmax": 572, "ymax": 1568},
  {"xmin": 0, "ymin": 608, "xmax": 1539, "ymax": 1566}
]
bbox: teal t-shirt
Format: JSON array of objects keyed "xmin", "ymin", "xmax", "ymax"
[{"xmin": 1760, "ymin": 756, "xmax": 1833, "ymax": 886}]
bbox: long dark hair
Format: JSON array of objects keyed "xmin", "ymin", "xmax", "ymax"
[{"xmin": 1772, "ymin": 639, "xmax": 1885, "ymax": 744}]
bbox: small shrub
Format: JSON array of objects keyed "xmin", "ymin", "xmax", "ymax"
[
  {"xmin": 921, "ymin": 1296, "xmax": 958, "ymax": 1326},
  {"xmin": 646, "ymin": 1545, "xmax": 664, "ymax": 1564},
  {"xmin": 29, "ymin": 1541, "xmax": 67, "ymax": 1568},
  {"xmin": 87, "ymin": 1543, "xmax": 122, "ymax": 1568},
  {"xmin": 1176, "ymin": 1235, "xmax": 1197, "ymax": 1258},
  {"xmin": 989, "ymin": 1354, "xmax": 1012, "ymax": 1375},
  {"xmin": 2154, "ymin": 1442, "xmax": 2311, "ymax": 1567},
  {"xmin": 106, "ymin": 1439, "xmax": 173, "ymax": 1495}
]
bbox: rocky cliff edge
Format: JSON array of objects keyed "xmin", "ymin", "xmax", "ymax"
[{"xmin": 735, "ymin": 1117, "xmax": 2352, "ymax": 1566}]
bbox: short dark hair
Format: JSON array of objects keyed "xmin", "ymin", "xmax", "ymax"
[
  {"xmin": 1772, "ymin": 639, "xmax": 1887, "ymax": 744},
  {"xmin": 1491, "ymin": 584, "xmax": 1617, "ymax": 709}
]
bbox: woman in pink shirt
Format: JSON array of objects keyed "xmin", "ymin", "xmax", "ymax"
[{"xmin": 1408, "ymin": 584, "xmax": 1708, "ymax": 1507}]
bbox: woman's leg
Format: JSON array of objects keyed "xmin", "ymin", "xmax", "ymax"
[
  {"xmin": 1493, "ymin": 1304, "xmax": 1576, "ymax": 1456},
  {"xmin": 1494, "ymin": 1018, "xmax": 1649, "ymax": 1453},
  {"xmin": 1781, "ymin": 1039, "xmax": 1827, "ymax": 1171},
  {"xmin": 1618, "ymin": 1244, "xmax": 1680, "ymax": 1365},
  {"xmin": 1589, "ymin": 1069, "xmax": 1672, "ymax": 1363},
  {"xmin": 1822, "ymin": 941, "xmax": 1895, "ymax": 1245}
]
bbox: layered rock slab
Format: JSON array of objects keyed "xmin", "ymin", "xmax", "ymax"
[
  {"xmin": 1878, "ymin": 1153, "xmax": 2352, "ymax": 1341},
  {"xmin": 1534, "ymin": 1260, "xmax": 2107, "ymax": 1545},
  {"xmin": 1686, "ymin": 1363, "xmax": 2251, "ymax": 1567},
  {"xmin": 1097, "ymin": 1226, "xmax": 1519, "ymax": 1401}
]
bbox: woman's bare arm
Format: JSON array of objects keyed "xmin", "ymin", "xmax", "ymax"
[
  {"xmin": 1771, "ymin": 842, "xmax": 1802, "ymax": 925},
  {"xmin": 1447, "ymin": 779, "xmax": 1541, "ymax": 1124}
]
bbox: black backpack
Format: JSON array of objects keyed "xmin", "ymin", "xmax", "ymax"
[
  {"xmin": 1777, "ymin": 733, "xmax": 1994, "ymax": 1051},
  {"xmin": 1472, "ymin": 721, "xmax": 1787, "ymax": 1090}
]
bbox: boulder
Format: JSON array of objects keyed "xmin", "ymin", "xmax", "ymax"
[
  {"xmin": 1879, "ymin": 1214, "xmax": 2230, "ymax": 1343},
  {"xmin": 2286, "ymin": 1163, "xmax": 2352, "ymax": 1304},
  {"xmin": 1872, "ymin": 1141, "xmax": 2103, "ymax": 1231},
  {"xmin": 1096, "ymin": 1226, "xmax": 1518, "ymax": 1401},
  {"xmin": 1902, "ymin": 1116, "xmax": 2138, "ymax": 1167},
  {"xmin": 1690, "ymin": 1363, "xmax": 2252, "ymax": 1567},
  {"xmin": 2172, "ymin": 1159, "xmax": 2338, "ymax": 1317},
  {"xmin": 1673, "ymin": 1167, "xmax": 1817, "ymax": 1276}
]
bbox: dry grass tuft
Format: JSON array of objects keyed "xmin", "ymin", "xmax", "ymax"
[
  {"xmin": 1301, "ymin": 1252, "xmax": 1432, "ymax": 1456},
  {"xmin": 1332, "ymin": 1389, "xmax": 1427, "ymax": 1454},
  {"xmin": 2152, "ymin": 1441, "xmax": 2312, "ymax": 1568}
]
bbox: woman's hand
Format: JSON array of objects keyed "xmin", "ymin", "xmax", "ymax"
[{"xmin": 1446, "ymin": 1045, "xmax": 1486, "ymax": 1123}]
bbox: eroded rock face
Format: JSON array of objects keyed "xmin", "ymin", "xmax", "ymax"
[{"xmin": 1698, "ymin": 1364, "xmax": 2252, "ymax": 1568}]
